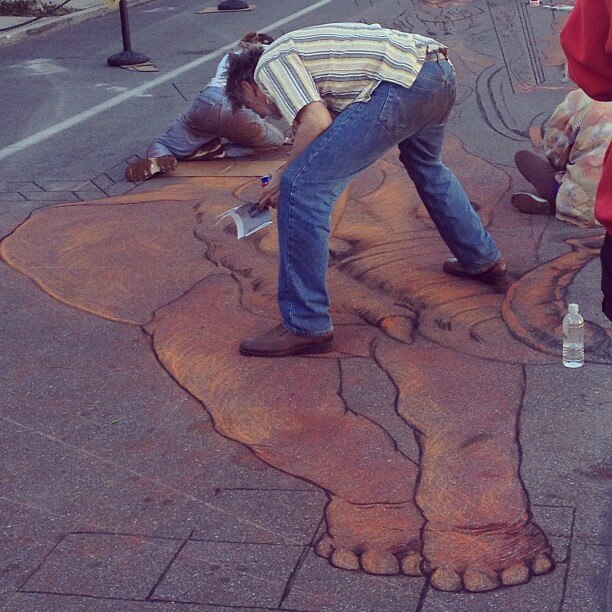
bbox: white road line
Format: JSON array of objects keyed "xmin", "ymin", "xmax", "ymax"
[{"xmin": 0, "ymin": 0, "xmax": 334, "ymax": 162}]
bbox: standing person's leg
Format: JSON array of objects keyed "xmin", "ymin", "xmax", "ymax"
[
  {"xmin": 240, "ymin": 84, "xmax": 406, "ymax": 356},
  {"xmin": 273, "ymin": 85, "xmax": 423, "ymax": 339},
  {"xmin": 602, "ymin": 232, "xmax": 612, "ymax": 321},
  {"xmin": 511, "ymin": 150, "xmax": 558, "ymax": 214},
  {"xmin": 396, "ymin": 61, "xmax": 505, "ymax": 289},
  {"xmin": 398, "ymin": 124, "xmax": 501, "ymax": 274}
]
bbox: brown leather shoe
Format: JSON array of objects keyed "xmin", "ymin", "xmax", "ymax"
[
  {"xmin": 239, "ymin": 323, "xmax": 334, "ymax": 357},
  {"xmin": 443, "ymin": 257, "xmax": 511, "ymax": 293},
  {"xmin": 511, "ymin": 192, "xmax": 555, "ymax": 215},
  {"xmin": 125, "ymin": 155, "xmax": 177, "ymax": 182},
  {"xmin": 183, "ymin": 137, "xmax": 226, "ymax": 161}
]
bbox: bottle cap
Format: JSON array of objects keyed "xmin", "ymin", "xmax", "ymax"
[{"xmin": 568, "ymin": 303, "xmax": 579, "ymax": 313}]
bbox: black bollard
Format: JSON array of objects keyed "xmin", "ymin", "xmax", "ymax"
[
  {"xmin": 107, "ymin": 0, "xmax": 149, "ymax": 66},
  {"xmin": 218, "ymin": 0, "xmax": 249, "ymax": 8}
]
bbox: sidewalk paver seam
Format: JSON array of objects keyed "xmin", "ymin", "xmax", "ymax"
[
  {"xmin": 13, "ymin": 531, "xmax": 69, "ymax": 592},
  {"xmin": 145, "ymin": 528, "xmax": 195, "ymax": 601},
  {"xmin": 277, "ymin": 515, "xmax": 325, "ymax": 609},
  {"xmin": 557, "ymin": 505, "xmax": 577, "ymax": 612},
  {"xmin": 15, "ymin": 590, "xmax": 296, "ymax": 609},
  {"xmin": 151, "ymin": 539, "xmax": 310, "ymax": 608},
  {"xmin": 0, "ymin": 414, "xmax": 309, "ymax": 546}
]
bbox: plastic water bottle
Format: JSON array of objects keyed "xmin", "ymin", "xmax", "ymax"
[{"xmin": 562, "ymin": 303, "xmax": 584, "ymax": 368}]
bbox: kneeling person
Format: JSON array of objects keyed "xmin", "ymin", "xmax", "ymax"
[{"xmin": 126, "ymin": 32, "xmax": 286, "ymax": 183}]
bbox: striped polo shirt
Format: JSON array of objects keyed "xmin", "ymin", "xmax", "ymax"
[{"xmin": 254, "ymin": 22, "xmax": 444, "ymax": 126}]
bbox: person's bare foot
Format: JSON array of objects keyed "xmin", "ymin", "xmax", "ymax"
[
  {"xmin": 125, "ymin": 155, "xmax": 177, "ymax": 182},
  {"xmin": 422, "ymin": 521, "xmax": 554, "ymax": 592},
  {"xmin": 315, "ymin": 496, "xmax": 424, "ymax": 576}
]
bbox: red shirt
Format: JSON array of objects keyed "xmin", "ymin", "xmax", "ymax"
[{"xmin": 561, "ymin": 0, "xmax": 612, "ymax": 233}]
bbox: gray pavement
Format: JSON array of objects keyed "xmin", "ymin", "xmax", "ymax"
[{"xmin": 0, "ymin": 0, "xmax": 611, "ymax": 611}]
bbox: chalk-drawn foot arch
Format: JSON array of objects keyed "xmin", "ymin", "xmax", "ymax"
[{"xmin": 315, "ymin": 496, "xmax": 424, "ymax": 576}]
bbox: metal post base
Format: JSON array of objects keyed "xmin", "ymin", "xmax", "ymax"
[{"xmin": 107, "ymin": 50, "xmax": 149, "ymax": 66}]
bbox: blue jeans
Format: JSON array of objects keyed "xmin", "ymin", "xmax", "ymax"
[
  {"xmin": 148, "ymin": 86, "xmax": 284, "ymax": 159},
  {"xmin": 277, "ymin": 59, "xmax": 501, "ymax": 336}
]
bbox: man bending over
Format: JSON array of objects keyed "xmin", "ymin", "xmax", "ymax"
[{"xmin": 225, "ymin": 22, "xmax": 510, "ymax": 357}]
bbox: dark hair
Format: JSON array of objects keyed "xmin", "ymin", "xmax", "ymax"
[{"xmin": 225, "ymin": 45, "xmax": 265, "ymax": 112}]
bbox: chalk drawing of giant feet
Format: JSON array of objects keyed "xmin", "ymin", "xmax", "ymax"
[
  {"xmin": 145, "ymin": 271, "xmax": 553, "ymax": 591},
  {"xmin": 6, "ymin": 131, "xmax": 607, "ymax": 591},
  {"xmin": 146, "ymin": 272, "xmax": 426, "ymax": 577}
]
